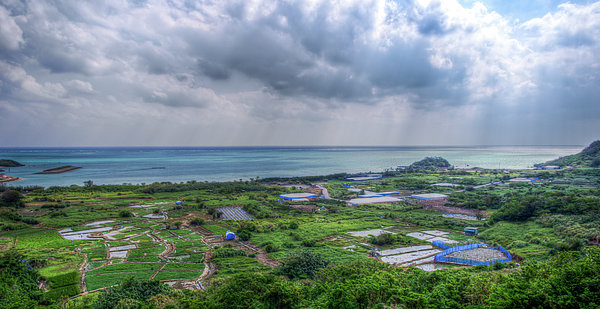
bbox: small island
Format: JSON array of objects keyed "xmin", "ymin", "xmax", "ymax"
[
  {"xmin": 0, "ymin": 159, "xmax": 24, "ymax": 168},
  {"xmin": 410, "ymin": 156, "xmax": 452, "ymax": 169},
  {"xmin": 34, "ymin": 166, "xmax": 82, "ymax": 174}
]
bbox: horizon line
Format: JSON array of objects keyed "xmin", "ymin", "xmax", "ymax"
[{"xmin": 0, "ymin": 144, "xmax": 585, "ymax": 149}]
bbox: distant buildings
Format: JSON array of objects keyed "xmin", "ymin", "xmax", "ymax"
[
  {"xmin": 279, "ymin": 193, "xmax": 318, "ymax": 201},
  {"xmin": 537, "ymin": 165, "xmax": 560, "ymax": 170},
  {"xmin": 347, "ymin": 196, "xmax": 402, "ymax": 206},
  {"xmin": 509, "ymin": 178, "xmax": 538, "ymax": 182},
  {"xmin": 431, "ymin": 183, "xmax": 459, "ymax": 187},
  {"xmin": 346, "ymin": 174, "xmax": 383, "ymax": 181},
  {"xmin": 410, "ymin": 193, "xmax": 449, "ymax": 207}
]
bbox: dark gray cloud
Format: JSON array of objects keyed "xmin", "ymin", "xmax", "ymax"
[{"xmin": 0, "ymin": 0, "xmax": 599, "ymax": 146}]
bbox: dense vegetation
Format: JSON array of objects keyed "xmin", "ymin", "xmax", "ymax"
[{"xmin": 6, "ymin": 247, "xmax": 597, "ymax": 308}]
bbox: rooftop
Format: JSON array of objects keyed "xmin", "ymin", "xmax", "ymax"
[
  {"xmin": 347, "ymin": 196, "xmax": 401, "ymax": 206},
  {"xmin": 411, "ymin": 193, "xmax": 449, "ymax": 200},
  {"xmin": 279, "ymin": 193, "xmax": 318, "ymax": 200}
]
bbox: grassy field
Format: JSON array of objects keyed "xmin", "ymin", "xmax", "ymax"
[
  {"xmin": 212, "ymin": 256, "xmax": 271, "ymax": 280},
  {"xmin": 162, "ymin": 262, "xmax": 205, "ymax": 271},
  {"xmin": 87, "ymin": 262, "xmax": 163, "ymax": 275},
  {"xmin": 85, "ymin": 272, "xmax": 154, "ymax": 291}
]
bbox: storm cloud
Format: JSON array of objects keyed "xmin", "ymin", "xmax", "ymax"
[{"xmin": 0, "ymin": 0, "xmax": 599, "ymax": 146}]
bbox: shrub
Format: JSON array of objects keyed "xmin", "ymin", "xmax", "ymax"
[
  {"xmin": 261, "ymin": 242, "xmax": 279, "ymax": 253},
  {"xmin": 1, "ymin": 190, "xmax": 23, "ymax": 204},
  {"xmin": 50, "ymin": 211, "xmax": 67, "ymax": 218},
  {"xmin": 301, "ymin": 240, "xmax": 316, "ymax": 247},
  {"xmin": 238, "ymin": 229, "xmax": 252, "ymax": 241},
  {"xmin": 119, "ymin": 210, "xmax": 133, "ymax": 218},
  {"xmin": 94, "ymin": 276, "xmax": 171, "ymax": 309},
  {"xmin": 369, "ymin": 233, "xmax": 395, "ymax": 246},
  {"xmin": 190, "ymin": 218, "xmax": 204, "ymax": 226},
  {"xmin": 276, "ymin": 250, "xmax": 329, "ymax": 279}
]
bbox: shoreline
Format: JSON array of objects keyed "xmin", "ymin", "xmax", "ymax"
[
  {"xmin": 0, "ymin": 176, "xmax": 23, "ymax": 184},
  {"xmin": 34, "ymin": 166, "xmax": 82, "ymax": 174}
]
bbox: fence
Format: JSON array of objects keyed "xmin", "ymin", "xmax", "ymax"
[
  {"xmin": 432, "ymin": 241, "xmax": 452, "ymax": 250},
  {"xmin": 433, "ymin": 243, "xmax": 512, "ymax": 266}
]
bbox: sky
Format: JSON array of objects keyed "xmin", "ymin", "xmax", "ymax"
[{"xmin": 0, "ymin": 0, "xmax": 599, "ymax": 147}]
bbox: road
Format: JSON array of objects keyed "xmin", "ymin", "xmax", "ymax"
[{"xmin": 316, "ymin": 185, "xmax": 332, "ymax": 199}]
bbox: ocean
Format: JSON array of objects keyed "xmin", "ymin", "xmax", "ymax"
[{"xmin": 0, "ymin": 146, "xmax": 582, "ymax": 187}]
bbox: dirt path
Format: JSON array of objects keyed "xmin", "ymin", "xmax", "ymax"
[
  {"xmin": 69, "ymin": 285, "xmax": 115, "ymax": 299},
  {"xmin": 159, "ymin": 243, "xmax": 175, "ymax": 262},
  {"xmin": 199, "ymin": 263, "xmax": 215, "ymax": 289},
  {"xmin": 241, "ymin": 242, "xmax": 281, "ymax": 267},
  {"xmin": 78, "ymin": 250, "xmax": 89, "ymax": 292},
  {"xmin": 149, "ymin": 263, "xmax": 167, "ymax": 280}
]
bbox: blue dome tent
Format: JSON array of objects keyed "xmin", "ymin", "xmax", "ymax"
[{"xmin": 225, "ymin": 230, "xmax": 235, "ymax": 240}]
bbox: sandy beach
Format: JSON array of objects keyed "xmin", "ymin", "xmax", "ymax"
[{"xmin": 0, "ymin": 175, "xmax": 23, "ymax": 183}]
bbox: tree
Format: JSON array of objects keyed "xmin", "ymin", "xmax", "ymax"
[
  {"xmin": 276, "ymin": 250, "xmax": 329, "ymax": 279},
  {"xmin": 83, "ymin": 180, "xmax": 94, "ymax": 187},
  {"xmin": 238, "ymin": 229, "xmax": 252, "ymax": 241},
  {"xmin": 119, "ymin": 210, "xmax": 133, "ymax": 218},
  {"xmin": 0, "ymin": 251, "xmax": 46, "ymax": 308},
  {"xmin": 1, "ymin": 190, "xmax": 23, "ymax": 204},
  {"xmin": 94, "ymin": 276, "xmax": 171, "ymax": 309},
  {"xmin": 189, "ymin": 218, "xmax": 204, "ymax": 226},
  {"xmin": 369, "ymin": 233, "xmax": 395, "ymax": 246},
  {"xmin": 173, "ymin": 221, "xmax": 183, "ymax": 229}
]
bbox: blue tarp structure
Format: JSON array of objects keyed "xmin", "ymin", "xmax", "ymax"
[
  {"xmin": 343, "ymin": 184, "xmax": 355, "ymax": 189},
  {"xmin": 434, "ymin": 243, "xmax": 512, "ymax": 266},
  {"xmin": 410, "ymin": 193, "xmax": 448, "ymax": 200},
  {"xmin": 225, "ymin": 230, "xmax": 235, "ymax": 240},
  {"xmin": 176, "ymin": 201, "xmax": 183, "ymax": 205},
  {"xmin": 378, "ymin": 191, "xmax": 400, "ymax": 196},
  {"xmin": 279, "ymin": 193, "xmax": 318, "ymax": 200},
  {"xmin": 432, "ymin": 241, "xmax": 452, "ymax": 250}
]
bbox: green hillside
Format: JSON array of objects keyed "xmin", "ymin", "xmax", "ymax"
[{"xmin": 544, "ymin": 140, "xmax": 600, "ymax": 167}]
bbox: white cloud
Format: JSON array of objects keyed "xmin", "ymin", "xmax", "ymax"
[
  {"xmin": 0, "ymin": 5, "xmax": 24, "ymax": 50},
  {"xmin": 0, "ymin": 0, "xmax": 599, "ymax": 146}
]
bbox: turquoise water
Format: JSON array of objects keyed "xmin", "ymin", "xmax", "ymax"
[{"xmin": 0, "ymin": 146, "xmax": 582, "ymax": 187}]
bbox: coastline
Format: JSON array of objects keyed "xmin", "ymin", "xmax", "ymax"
[
  {"xmin": 0, "ymin": 145, "xmax": 581, "ymax": 187},
  {"xmin": 34, "ymin": 166, "xmax": 82, "ymax": 174},
  {"xmin": 0, "ymin": 176, "xmax": 23, "ymax": 184}
]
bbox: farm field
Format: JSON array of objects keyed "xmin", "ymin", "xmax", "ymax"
[{"xmin": 1, "ymin": 161, "xmax": 599, "ymax": 307}]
